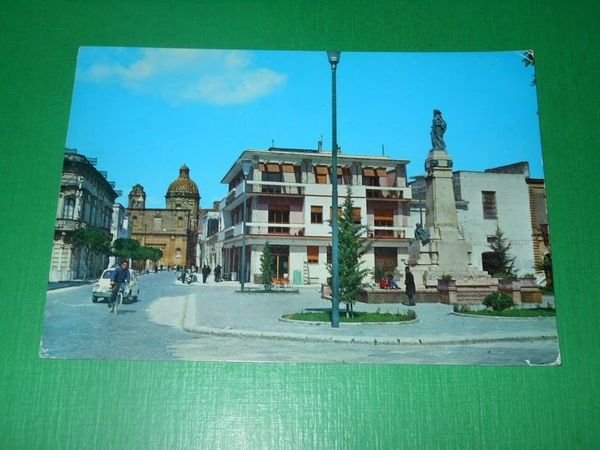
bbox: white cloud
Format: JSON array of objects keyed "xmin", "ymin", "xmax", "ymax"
[{"xmin": 82, "ymin": 48, "xmax": 287, "ymax": 105}]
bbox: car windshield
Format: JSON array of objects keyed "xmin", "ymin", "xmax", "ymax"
[{"xmin": 102, "ymin": 270, "xmax": 114, "ymax": 279}]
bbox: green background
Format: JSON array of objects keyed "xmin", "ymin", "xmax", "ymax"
[{"xmin": 2, "ymin": 1, "xmax": 598, "ymax": 448}]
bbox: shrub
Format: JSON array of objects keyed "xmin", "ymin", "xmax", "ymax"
[
  {"xmin": 453, "ymin": 304, "xmax": 471, "ymax": 313},
  {"xmin": 482, "ymin": 292, "xmax": 514, "ymax": 311}
]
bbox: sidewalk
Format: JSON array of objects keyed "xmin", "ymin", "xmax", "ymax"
[
  {"xmin": 47, "ymin": 280, "xmax": 96, "ymax": 291},
  {"xmin": 181, "ymin": 281, "xmax": 559, "ymax": 345}
]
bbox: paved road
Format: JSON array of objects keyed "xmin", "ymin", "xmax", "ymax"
[
  {"xmin": 41, "ymin": 271, "xmax": 196, "ymax": 360},
  {"xmin": 41, "ymin": 271, "xmax": 560, "ymax": 365}
]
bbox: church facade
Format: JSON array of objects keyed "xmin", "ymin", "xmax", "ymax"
[{"xmin": 127, "ymin": 165, "xmax": 200, "ymax": 269}]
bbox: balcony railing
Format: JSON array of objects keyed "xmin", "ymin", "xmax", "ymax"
[
  {"xmin": 55, "ymin": 218, "xmax": 82, "ymax": 231},
  {"xmin": 365, "ymin": 186, "xmax": 411, "ymax": 200},
  {"xmin": 249, "ymin": 223, "xmax": 305, "ymax": 236},
  {"xmin": 368, "ymin": 226, "xmax": 410, "ymax": 239},
  {"xmin": 221, "ymin": 222, "xmax": 305, "ymax": 238},
  {"xmin": 247, "ymin": 180, "xmax": 305, "ymax": 195}
]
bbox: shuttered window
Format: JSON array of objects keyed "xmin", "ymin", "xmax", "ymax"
[
  {"xmin": 311, "ymin": 206, "xmax": 323, "ymax": 224},
  {"xmin": 314, "ymin": 166, "xmax": 328, "ymax": 184},
  {"xmin": 482, "ymin": 191, "xmax": 497, "ymax": 219},
  {"xmin": 307, "ymin": 246, "xmax": 319, "ymax": 264}
]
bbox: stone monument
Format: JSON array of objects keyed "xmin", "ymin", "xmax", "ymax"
[{"xmin": 408, "ymin": 110, "xmax": 497, "ymax": 303}]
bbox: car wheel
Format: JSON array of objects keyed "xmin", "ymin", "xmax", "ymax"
[{"xmin": 92, "ymin": 296, "xmax": 98, "ymax": 303}]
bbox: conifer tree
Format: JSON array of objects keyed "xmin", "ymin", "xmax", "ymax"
[
  {"xmin": 330, "ymin": 187, "xmax": 371, "ymax": 316},
  {"xmin": 260, "ymin": 242, "xmax": 274, "ymax": 291},
  {"xmin": 488, "ymin": 227, "xmax": 516, "ymax": 277}
]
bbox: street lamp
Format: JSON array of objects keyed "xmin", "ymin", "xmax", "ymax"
[
  {"xmin": 327, "ymin": 51, "xmax": 341, "ymax": 328},
  {"xmin": 240, "ymin": 158, "xmax": 253, "ymax": 292}
]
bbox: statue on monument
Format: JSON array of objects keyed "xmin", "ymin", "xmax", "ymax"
[
  {"xmin": 430, "ymin": 109, "xmax": 447, "ymax": 150},
  {"xmin": 414, "ymin": 223, "xmax": 430, "ymax": 246}
]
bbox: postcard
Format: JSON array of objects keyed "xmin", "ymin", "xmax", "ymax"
[{"xmin": 40, "ymin": 48, "xmax": 558, "ymax": 365}]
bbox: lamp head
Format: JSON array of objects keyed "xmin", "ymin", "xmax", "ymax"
[
  {"xmin": 327, "ymin": 51, "xmax": 341, "ymax": 68},
  {"xmin": 240, "ymin": 159, "xmax": 253, "ymax": 178}
]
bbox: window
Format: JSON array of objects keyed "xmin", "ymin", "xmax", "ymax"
[
  {"xmin": 175, "ymin": 248, "xmax": 181, "ymax": 259},
  {"xmin": 374, "ymin": 208, "xmax": 394, "ymax": 238},
  {"xmin": 311, "ymin": 206, "xmax": 323, "ymax": 224},
  {"xmin": 363, "ymin": 168, "xmax": 385, "ymax": 198},
  {"xmin": 268, "ymin": 205, "xmax": 289, "ymax": 234},
  {"xmin": 329, "ymin": 207, "xmax": 342, "ymax": 223},
  {"xmin": 177, "ymin": 216, "xmax": 184, "ymax": 228},
  {"xmin": 261, "ymin": 163, "xmax": 283, "ymax": 192},
  {"xmin": 351, "ymin": 207, "xmax": 361, "ymax": 224},
  {"xmin": 207, "ymin": 218, "xmax": 219, "ymax": 236},
  {"xmin": 307, "ymin": 246, "xmax": 319, "ymax": 264},
  {"xmin": 482, "ymin": 191, "xmax": 497, "ymax": 219},
  {"xmin": 329, "ymin": 207, "xmax": 361, "ymax": 224},
  {"xmin": 62, "ymin": 197, "xmax": 75, "ymax": 219},
  {"xmin": 329, "ymin": 166, "xmax": 352, "ymax": 185},
  {"xmin": 314, "ymin": 166, "xmax": 328, "ymax": 184}
]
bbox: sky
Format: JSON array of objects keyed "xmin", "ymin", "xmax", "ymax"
[{"xmin": 65, "ymin": 47, "xmax": 541, "ymax": 208}]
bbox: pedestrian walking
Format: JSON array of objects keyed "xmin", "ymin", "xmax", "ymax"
[
  {"xmin": 214, "ymin": 264, "xmax": 222, "ymax": 282},
  {"xmin": 404, "ymin": 266, "xmax": 416, "ymax": 306},
  {"xmin": 202, "ymin": 264, "xmax": 211, "ymax": 283}
]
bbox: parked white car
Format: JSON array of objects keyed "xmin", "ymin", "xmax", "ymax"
[{"xmin": 92, "ymin": 268, "xmax": 139, "ymax": 303}]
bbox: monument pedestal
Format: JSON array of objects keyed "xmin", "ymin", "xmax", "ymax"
[{"xmin": 408, "ymin": 145, "xmax": 496, "ymax": 304}]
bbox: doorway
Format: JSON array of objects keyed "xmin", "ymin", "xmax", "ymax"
[{"xmin": 270, "ymin": 245, "xmax": 289, "ymax": 285}]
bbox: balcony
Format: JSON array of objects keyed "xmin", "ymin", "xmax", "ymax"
[
  {"xmin": 248, "ymin": 223, "xmax": 305, "ymax": 237},
  {"xmin": 365, "ymin": 186, "xmax": 411, "ymax": 200},
  {"xmin": 247, "ymin": 180, "xmax": 305, "ymax": 196},
  {"xmin": 55, "ymin": 218, "xmax": 82, "ymax": 231},
  {"xmin": 368, "ymin": 226, "xmax": 410, "ymax": 239}
]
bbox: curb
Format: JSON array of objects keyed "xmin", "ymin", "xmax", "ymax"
[
  {"xmin": 450, "ymin": 312, "xmax": 557, "ymax": 320},
  {"xmin": 182, "ymin": 296, "xmax": 558, "ymax": 346}
]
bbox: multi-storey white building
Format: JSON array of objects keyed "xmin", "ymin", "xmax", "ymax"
[
  {"xmin": 198, "ymin": 202, "xmax": 222, "ymax": 269},
  {"xmin": 219, "ymin": 147, "xmax": 413, "ymax": 285}
]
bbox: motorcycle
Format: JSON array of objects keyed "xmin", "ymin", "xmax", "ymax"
[{"xmin": 178, "ymin": 271, "xmax": 197, "ymax": 284}]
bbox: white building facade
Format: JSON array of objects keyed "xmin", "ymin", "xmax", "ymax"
[
  {"xmin": 107, "ymin": 203, "xmax": 130, "ymax": 267},
  {"xmin": 410, "ymin": 162, "xmax": 539, "ymax": 276},
  {"xmin": 219, "ymin": 147, "xmax": 413, "ymax": 285}
]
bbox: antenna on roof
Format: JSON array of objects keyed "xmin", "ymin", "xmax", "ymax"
[
  {"xmin": 318, "ymin": 136, "xmax": 323, "ymax": 152},
  {"xmin": 382, "ymin": 144, "xmax": 385, "ymax": 156},
  {"xmin": 271, "ymin": 139, "xmax": 275, "ymax": 148}
]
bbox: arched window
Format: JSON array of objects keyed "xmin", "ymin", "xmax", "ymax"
[
  {"xmin": 175, "ymin": 248, "xmax": 182, "ymax": 259},
  {"xmin": 63, "ymin": 198, "xmax": 75, "ymax": 219}
]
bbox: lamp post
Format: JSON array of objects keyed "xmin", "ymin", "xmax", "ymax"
[
  {"xmin": 240, "ymin": 158, "xmax": 253, "ymax": 292},
  {"xmin": 327, "ymin": 51, "xmax": 341, "ymax": 328}
]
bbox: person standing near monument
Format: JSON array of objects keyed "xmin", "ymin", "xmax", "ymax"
[{"xmin": 404, "ymin": 266, "xmax": 416, "ymax": 306}]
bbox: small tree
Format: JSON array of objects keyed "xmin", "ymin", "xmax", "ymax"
[
  {"xmin": 488, "ymin": 227, "xmax": 516, "ymax": 278},
  {"xmin": 112, "ymin": 238, "xmax": 141, "ymax": 262},
  {"xmin": 330, "ymin": 187, "xmax": 371, "ymax": 317},
  {"xmin": 72, "ymin": 226, "xmax": 111, "ymax": 279},
  {"xmin": 260, "ymin": 242, "xmax": 274, "ymax": 291}
]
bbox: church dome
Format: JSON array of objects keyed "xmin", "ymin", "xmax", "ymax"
[{"xmin": 166, "ymin": 164, "xmax": 200, "ymax": 199}]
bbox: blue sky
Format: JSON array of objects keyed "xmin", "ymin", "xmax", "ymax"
[{"xmin": 66, "ymin": 48, "xmax": 541, "ymax": 208}]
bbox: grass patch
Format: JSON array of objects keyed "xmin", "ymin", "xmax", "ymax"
[
  {"xmin": 455, "ymin": 306, "xmax": 556, "ymax": 318},
  {"xmin": 283, "ymin": 310, "xmax": 416, "ymax": 323}
]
